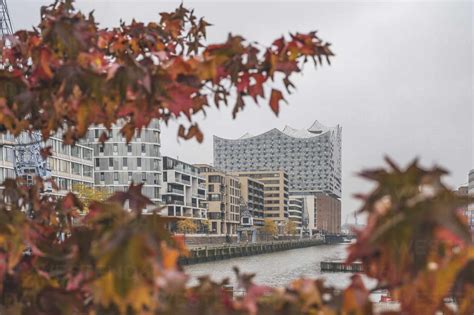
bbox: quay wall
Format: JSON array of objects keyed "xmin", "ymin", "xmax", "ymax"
[
  {"xmin": 183, "ymin": 234, "xmax": 303, "ymax": 246},
  {"xmin": 180, "ymin": 239, "xmax": 324, "ymax": 265}
]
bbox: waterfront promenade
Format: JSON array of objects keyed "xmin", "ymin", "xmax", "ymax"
[{"xmin": 181, "ymin": 238, "xmax": 325, "ymax": 265}]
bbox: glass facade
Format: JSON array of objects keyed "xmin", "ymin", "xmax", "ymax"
[{"xmin": 214, "ymin": 120, "xmax": 342, "ymax": 198}]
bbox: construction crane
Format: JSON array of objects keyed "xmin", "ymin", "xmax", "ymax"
[
  {"xmin": 0, "ymin": 0, "xmax": 13, "ymax": 35},
  {"xmin": 0, "ymin": 0, "xmax": 52, "ymax": 191}
]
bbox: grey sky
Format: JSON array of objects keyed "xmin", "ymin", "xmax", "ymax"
[{"xmin": 11, "ymin": 0, "xmax": 473, "ymax": 222}]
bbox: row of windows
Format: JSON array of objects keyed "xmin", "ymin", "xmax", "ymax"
[
  {"xmin": 97, "ymin": 172, "xmax": 160, "ymax": 184},
  {"xmin": 96, "ymin": 185, "xmax": 160, "ymax": 199},
  {"xmin": 97, "ymin": 143, "xmax": 160, "ymax": 156},
  {"xmin": 49, "ymin": 159, "xmax": 93, "ymax": 177},
  {"xmin": 95, "ymin": 157, "xmax": 161, "ymax": 170},
  {"xmin": 90, "ymin": 127, "xmax": 160, "ymax": 143},
  {"xmin": 46, "ymin": 139, "xmax": 93, "ymax": 160}
]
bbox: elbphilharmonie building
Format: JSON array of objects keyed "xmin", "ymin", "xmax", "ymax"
[{"xmin": 213, "ymin": 120, "xmax": 342, "ymax": 198}]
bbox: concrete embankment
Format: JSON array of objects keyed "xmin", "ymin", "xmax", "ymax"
[{"xmin": 180, "ymin": 239, "xmax": 325, "ymax": 265}]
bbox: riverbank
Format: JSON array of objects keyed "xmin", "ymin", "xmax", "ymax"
[
  {"xmin": 185, "ymin": 243, "xmax": 360, "ymax": 288},
  {"xmin": 180, "ymin": 239, "xmax": 325, "ymax": 265}
]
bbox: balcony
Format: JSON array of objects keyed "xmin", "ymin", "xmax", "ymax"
[
  {"xmin": 165, "ymin": 200, "xmax": 185, "ymax": 205},
  {"xmin": 177, "ymin": 177, "xmax": 191, "ymax": 185},
  {"xmin": 167, "ymin": 188, "xmax": 184, "ymax": 195}
]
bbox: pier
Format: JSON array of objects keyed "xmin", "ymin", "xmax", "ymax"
[
  {"xmin": 180, "ymin": 239, "xmax": 324, "ymax": 265},
  {"xmin": 320, "ymin": 260, "xmax": 363, "ymax": 272}
]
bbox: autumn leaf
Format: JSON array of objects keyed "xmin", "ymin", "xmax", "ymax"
[
  {"xmin": 107, "ymin": 183, "xmax": 153, "ymax": 212},
  {"xmin": 269, "ymin": 89, "xmax": 285, "ymax": 115},
  {"xmin": 178, "ymin": 124, "xmax": 204, "ymax": 142}
]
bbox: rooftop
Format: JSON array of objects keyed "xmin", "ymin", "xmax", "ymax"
[{"xmin": 215, "ymin": 120, "xmax": 341, "ymax": 141}]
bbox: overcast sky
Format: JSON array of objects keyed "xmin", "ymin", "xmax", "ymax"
[{"xmin": 11, "ymin": 0, "xmax": 473, "ymax": 222}]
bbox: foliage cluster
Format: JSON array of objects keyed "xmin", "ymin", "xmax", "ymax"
[
  {"xmin": 176, "ymin": 218, "xmax": 198, "ymax": 234},
  {"xmin": 285, "ymin": 220, "xmax": 298, "ymax": 236},
  {"xmin": 262, "ymin": 218, "xmax": 279, "ymax": 238}
]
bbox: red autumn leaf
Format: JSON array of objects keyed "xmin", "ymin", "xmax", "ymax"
[
  {"xmin": 236, "ymin": 73, "xmax": 250, "ymax": 93},
  {"xmin": 269, "ymin": 89, "xmax": 285, "ymax": 115},
  {"xmin": 35, "ymin": 47, "xmax": 54, "ymax": 80},
  {"xmin": 161, "ymin": 83, "xmax": 199, "ymax": 118}
]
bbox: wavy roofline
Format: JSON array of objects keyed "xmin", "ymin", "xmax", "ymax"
[{"xmin": 214, "ymin": 120, "xmax": 341, "ymax": 141}]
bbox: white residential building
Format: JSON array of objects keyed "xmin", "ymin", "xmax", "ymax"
[
  {"xmin": 288, "ymin": 196, "xmax": 304, "ymax": 230},
  {"xmin": 86, "ymin": 120, "xmax": 162, "ymax": 204},
  {"xmin": 162, "ymin": 156, "xmax": 207, "ymax": 231},
  {"xmin": 291, "ymin": 193, "xmax": 316, "ymax": 235}
]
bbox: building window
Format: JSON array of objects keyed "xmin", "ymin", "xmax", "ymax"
[
  {"xmin": 95, "ymin": 158, "xmax": 100, "ymax": 167},
  {"xmin": 123, "ymin": 157, "xmax": 127, "ymax": 167},
  {"xmin": 137, "ymin": 158, "xmax": 141, "ymax": 167},
  {"xmin": 71, "ymin": 146, "xmax": 81, "ymax": 158},
  {"xmin": 60, "ymin": 160, "xmax": 69, "ymax": 172},
  {"xmin": 83, "ymin": 165, "xmax": 92, "ymax": 177},
  {"xmin": 114, "ymin": 172, "xmax": 118, "ymax": 182},
  {"xmin": 83, "ymin": 149, "xmax": 92, "ymax": 160},
  {"xmin": 109, "ymin": 158, "xmax": 113, "ymax": 167},
  {"xmin": 94, "ymin": 129, "xmax": 99, "ymax": 138},
  {"xmin": 142, "ymin": 172, "xmax": 146, "ymax": 182},
  {"xmin": 127, "ymin": 144, "xmax": 132, "ymax": 153},
  {"xmin": 141, "ymin": 144, "xmax": 146, "ymax": 153},
  {"xmin": 99, "ymin": 145, "xmax": 104, "ymax": 153},
  {"xmin": 71, "ymin": 163, "xmax": 81, "ymax": 176},
  {"xmin": 100, "ymin": 172, "xmax": 105, "ymax": 182},
  {"xmin": 113, "ymin": 144, "xmax": 118, "ymax": 153},
  {"xmin": 128, "ymin": 172, "xmax": 132, "ymax": 181}
]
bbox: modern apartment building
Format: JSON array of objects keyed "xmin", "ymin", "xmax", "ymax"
[
  {"xmin": 86, "ymin": 120, "xmax": 162, "ymax": 205},
  {"xmin": 213, "ymin": 120, "xmax": 342, "ymax": 198},
  {"xmin": 230, "ymin": 170, "xmax": 289, "ymax": 226},
  {"xmin": 291, "ymin": 193, "xmax": 316, "ymax": 234},
  {"xmin": 290, "ymin": 191, "xmax": 341, "ymax": 234},
  {"xmin": 161, "ymin": 156, "xmax": 207, "ymax": 231},
  {"xmin": 288, "ymin": 196, "xmax": 304, "ymax": 230},
  {"xmin": 195, "ymin": 164, "xmax": 241, "ymax": 235},
  {"xmin": 0, "ymin": 133, "xmax": 94, "ymax": 194},
  {"xmin": 233, "ymin": 175, "xmax": 265, "ymax": 227}
]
